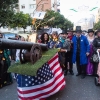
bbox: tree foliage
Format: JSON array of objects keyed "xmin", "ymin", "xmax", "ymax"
[
  {"xmin": 0, "ymin": 0, "xmax": 18, "ymax": 27},
  {"xmin": 9, "ymin": 12, "xmax": 32, "ymax": 33},
  {"xmin": 93, "ymin": 21, "xmax": 100, "ymax": 30},
  {"xmin": 35, "ymin": 10, "xmax": 73, "ymax": 31}
]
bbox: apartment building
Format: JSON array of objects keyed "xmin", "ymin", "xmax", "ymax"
[
  {"xmin": 19, "ymin": 0, "xmax": 60, "ymax": 16},
  {"xmin": 0, "ymin": 0, "xmax": 60, "ymax": 33},
  {"xmin": 95, "ymin": 8, "xmax": 100, "ymax": 23}
]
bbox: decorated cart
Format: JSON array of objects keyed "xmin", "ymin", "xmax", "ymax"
[{"xmin": 0, "ymin": 38, "xmax": 66, "ymax": 100}]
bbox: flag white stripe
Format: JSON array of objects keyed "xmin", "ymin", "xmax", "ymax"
[
  {"xmin": 51, "ymin": 63, "xmax": 61, "ymax": 73},
  {"xmin": 18, "ymin": 65, "xmax": 63, "ymax": 92},
  {"xmin": 18, "ymin": 58, "xmax": 60, "ymax": 91},
  {"xmin": 37, "ymin": 81, "xmax": 65, "ymax": 99},
  {"xmin": 18, "ymin": 53, "xmax": 66, "ymax": 100},
  {"xmin": 18, "ymin": 82, "xmax": 65, "ymax": 100},
  {"xmin": 49, "ymin": 58, "xmax": 58, "ymax": 68},
  {"xmin": 18, "ymin": 75, "xmax": 65, "ymax": 98}
]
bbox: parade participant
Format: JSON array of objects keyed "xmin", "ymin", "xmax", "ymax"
[
  {"xmin": 10, "ymin": 34, "xmax": 20, "ymax": 61},
  {"xmin": 0, "ymin": 33, "xmax": 12, "ymax": 88},
  {"xmin": 48, "ymin": 31, "xmax": 59, "ymax": 48},
  {"xmin": 93, "ymin": 29, "xmax": 100, "ymax": 76},
  {"xmin": 65, "ymin": 29, "xmax": 74, "ymax": 75},
  {"xmin": 16, "ymin": 37, "xmax": 25, "ymax": 62},
  {"xmin": 82, "ymin": 30, "xmax": 88, "ymax": 36},
  {"xmin": 72, "ymin": 29, "xmax": 90, "ymax": 79},
  {"xmin": 86, "ymin": 29, "xmax": 95, "ymax": 75},
  {"xmin": 41, "ymin": 32, "xmax": 49, "ymax": 44},
  {"xmin": 59, "ymin": 32, "xmax": 74, "ymax": 75}
]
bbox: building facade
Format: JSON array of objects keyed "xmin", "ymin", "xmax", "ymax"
[
  {"xmin": 0, "ymin": 0, "xmax": 60, "ymax": 33},
  {"xmin": 19, "ymin": 0, "xmax": 60, "ymax": 16},
  {"xmin": 95, "ymin": 8, "xmax": 100, "ymax": 23}
]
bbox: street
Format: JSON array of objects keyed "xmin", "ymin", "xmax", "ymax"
[{"xmin": 0, "ymin": 66, "xmax": 100, "ymax": 100}]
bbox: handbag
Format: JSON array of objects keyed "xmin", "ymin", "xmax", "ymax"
[{"xmin": 90, "ymin": 53, "xmax": 99, "ymax": 63}]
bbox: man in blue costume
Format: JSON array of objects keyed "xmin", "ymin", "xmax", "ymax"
[{"xmin": 72, "ymin": 29, "xmax": 90, "ymax": 79}]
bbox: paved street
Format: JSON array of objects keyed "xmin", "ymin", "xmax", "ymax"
[{"xmin": 0, "ymin": 65, "xmax": 100, "ymax": 100}]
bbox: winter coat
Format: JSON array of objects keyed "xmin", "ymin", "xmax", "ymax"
[{"xmin": 72, "ymin": 35, "xmax": 90, "ymax": 65}]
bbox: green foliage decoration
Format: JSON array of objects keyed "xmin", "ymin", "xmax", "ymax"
[{"xmin": 8, "ymin": 49, "xmax": 58, "ymax": 76}]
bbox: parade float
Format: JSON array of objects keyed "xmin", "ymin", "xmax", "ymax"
[{"xmin": 0, "ymin": 38, "xmax": 65, "ymax": 100}]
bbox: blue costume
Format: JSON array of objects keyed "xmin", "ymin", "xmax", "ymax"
[
  {"xmin": 48, "ymin": 40, "xmax": 63, "ymax": 49},
  {"xmin": 72, "ymin": 35, "xmax": 90, "ymax": 65}
]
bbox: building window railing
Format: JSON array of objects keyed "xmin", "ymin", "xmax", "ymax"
[
  {"xmin": 21, "ymin": 4, "xmax": 25, "ymax": 9},
  {"xmin": 29, "ymin": 4, "xmax": 36, "ymax": 9}
]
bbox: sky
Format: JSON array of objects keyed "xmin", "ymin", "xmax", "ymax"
[{"xmin": 60, "ymin": 0, "xmax": 100, "ymax": 24}]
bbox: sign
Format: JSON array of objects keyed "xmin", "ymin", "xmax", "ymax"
[
  {"xmin": 28, "ymin": 33, "xmax": 37, "ymax": 43},
  {"xmin": 33, "ymin": 11, "xmax": 46, "ymax": 19}
]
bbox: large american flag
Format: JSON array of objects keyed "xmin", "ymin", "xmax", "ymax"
[{"xmin": 16, "ymin": 53, "xmax": 66, "ymax": 100}]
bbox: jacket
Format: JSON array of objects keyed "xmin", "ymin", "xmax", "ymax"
[
  {"xmin": 72, "ymin": 35, "xmax": 90, "ymax": 65},
  {"xmin": 93, "ymin": 37, "xmax": 100, "ymax": 52}
]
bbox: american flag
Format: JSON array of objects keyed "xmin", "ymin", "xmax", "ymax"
[{"xmin": 16, "ymin": 53, "xmax": 66, "ymax": 100}]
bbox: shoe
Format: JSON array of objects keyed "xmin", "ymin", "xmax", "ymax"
[
  {"xmin": 64, "ymin": 71, "xmax": 67, "ymax": 76},
  {"xmin": 76, "ymin": 73, "xmax": 81, "ymax": 76},
  {"xmin": 70, "ymin": 72, "xmax": 74, "ymax": 75},
  {"xmin": 0, "ymin": 84, "xmax": 3, "ymax": 89},
  {"xmin": 64, "ymin": 73, "xmax": 67, "ymax": 76},
  {"xmin": 81, "ymin": 75, "xmax": 86, "ymax": 79}
]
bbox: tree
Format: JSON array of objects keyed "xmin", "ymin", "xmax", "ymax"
[
  {"xmin": 0, "ymin": 0, "xmax": 18, "ymax": 27},
  {"xmin": 93, "ymin": 21, "xmax": 100, "ymax": 30},
  {"xmin": 34, "ymin": 10, "xmax": 73, "ymax": 31},
  {"xmin": 9, "ymin": 12, "xmax": 32, "ymax": 33}
]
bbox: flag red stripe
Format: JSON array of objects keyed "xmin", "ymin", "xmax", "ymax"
[
  {"xmin": 18, "ymin": 53, "xmax": 65, "ymax": 100},
  {"xmin": 49, "ymin": 61, "xmax": 59, "ymax": 71},
  {"xmin": 18, "ymin": 66, "xmax": 63, "ymax": 94},
  {"xmin": 48, "ymin": 54, "xmax": 58, "ymax": 64},
  {"xmin": 18, "ymin": 78, "xmax": 65, "ymax": 100}
]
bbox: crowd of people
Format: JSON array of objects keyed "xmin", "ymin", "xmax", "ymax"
[
  {"xmin": 1, "ymin": 28, "xmax": 100, "ymax": 88},
  {"xmin": 0, "ymin": 33, "xmax": 26, "ymax": 88},
  {"xmin": 37, "ymin": 28, "xmax": 100, "ymax": 80}
]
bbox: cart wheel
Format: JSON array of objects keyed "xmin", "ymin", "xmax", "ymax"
[{"xmin": 95, "ymin": 77, "xmax": 99, "ymax": 86}]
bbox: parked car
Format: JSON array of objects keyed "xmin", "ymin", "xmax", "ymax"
[{"xmin": 3, "ymin": 33, "xmax": 16, "ymax": 39}]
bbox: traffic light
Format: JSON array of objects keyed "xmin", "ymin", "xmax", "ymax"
[{"xmin": 32, "ymin": 18, "xmax": 36, "ymax": 25}]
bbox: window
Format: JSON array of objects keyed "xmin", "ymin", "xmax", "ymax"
[
  {"xmin": 21, "ymin": 4, "xmax": 25, "ymax": 9},
  {"xmin": 57, "ymin": 9, "xmax": 60, "ymax": 12},
  {"xmin": 13, "ymin": 27, "xmax": 17, "ymax": 30},
  {"xmin": 3, "ymin": 26, "xmax": 7, "ymax": 29},
  {"xmin": 29, "ymin": 4, "xmax": 36, "ymax": 9}
]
